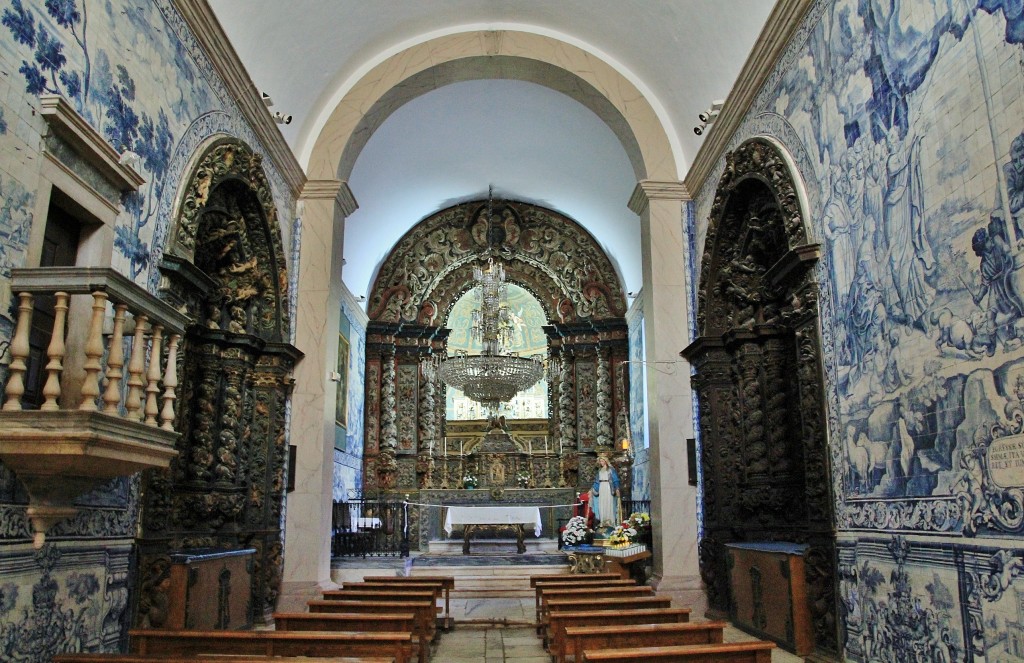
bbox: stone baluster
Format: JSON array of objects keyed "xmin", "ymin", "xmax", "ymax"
[
  {"xmin": 3, "ymin": 293, "xmax": 33, "ymax": 411},
  {"xmin": 102, "ymin": 304, "xmax": 128, "ymax": 414},
  {"xmin": 40, "ymin": 292, "xmax": 69, "ymax": 411},
  {"xmin": 79, "ymin": 291, "xmax": 108, "ymax": 411},
  {"xmin": 160, "ymin": 334, "xmax": 180, "ymax": 431},
  {"xmin": 144, "ymin": 324, "xmax": 163, "ymax": 425},
  {"xmin": 125, "ymin": 314, "xmax": 148, "ymax": 421}
]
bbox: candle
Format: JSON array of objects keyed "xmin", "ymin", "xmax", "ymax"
[
  {"xmin": 443, "ymin": 439, "xmax": 447, "ymax": 458},
  {"xmin": 544, "ymin": 438, "xmax": 548, "ymax": 454},
  {"xmin": 528, "ymin": 439, "xmax": 532, "ymax": 455},
  {"xmin": 460, "ymin": 440, "xmax": 464, "ymax": 456}
]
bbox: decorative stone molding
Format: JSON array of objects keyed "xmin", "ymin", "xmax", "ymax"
[
  {"xmin": 38, "ymin": 95, "xmax": 145, "ymax": 193},
  {"xmin": 173, "ymin": 0, "xmax": 306, "ymax": 194},
  {"xmin": 299, "ymin": 179, "xmax": 359, "ymax": 218},
  {"xmin": 683, "ymin": 0, "xmax": 815, "ymax": 194},
  {"xmin": 627, "ymin": 179, "xmax": 690, "ymax": 215}
]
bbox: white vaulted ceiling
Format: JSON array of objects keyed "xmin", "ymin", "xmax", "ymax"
[{"xmin": 209, "ymin": 1, "xmax": 775, "ymax": 300}]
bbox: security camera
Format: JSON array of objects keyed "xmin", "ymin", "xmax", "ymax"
[
  {"xmin": 698, "ymin": 111, "xmax": 711, "ymax": 123},
  {"xmin": 261, "ymin": 92, "xmax": 273, "ymax": 107},
  {"xmin": 698, "ymin": 109, "xmax": 721, "ymax": 124},
  {"xmin": 274, "ymin": 112, "xmax": 292, "ymax": 125},
  {"xmin": 694, "ymin": 125, "xmax": 704, "ymax": 136}
]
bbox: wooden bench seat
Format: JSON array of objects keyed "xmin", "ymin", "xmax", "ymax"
[
  {"xmin": 274, "ymin": 612, "xmax": 423, "ymax": 663},
  {"xmin": 308, "ymin": 598, "xmax": 437, "ymax": 642},
  {"xmin": 564, "ymin": 622, "xmax": 727, "ymax": 663},
  {"xmin": 533, "ymin": 578, "xmax": 636, "ymax": 621},
  {"xmin": 530, "ymin": 573, "xmax": 620, "ymax": 587},
  {"xmin": 542, "ymin": 596, "xmax": 673, "ymax": 645},
  {"xmin": 56, "ymin": 656, "xmax": 393, "ymax": 663},
  {"xmin": 539, "ymin": 585, "xmax": 654, "ymax": 624},
  {"xmin": 547, "ymin": 608, "xmax": 692, "ymax": 663},
  {"xmin": 580, "ymin": 641, "xmax": 776, "ymax": 663},
  {"xmin": 361, "ymin": 575, "xmax": 455, "ymax": 629},
  {"xmin": 128, "ymin": 628, "xmax": 415, "ymax": 663}
]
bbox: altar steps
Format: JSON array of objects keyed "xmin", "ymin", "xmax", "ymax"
[{"xmin": 411, "ymin": 563, "xmax": 569, "ymax": 599}]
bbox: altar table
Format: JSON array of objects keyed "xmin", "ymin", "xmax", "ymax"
[{"xmin": 444, "ymin": 506, "xmax": 543, "ymax": 554}]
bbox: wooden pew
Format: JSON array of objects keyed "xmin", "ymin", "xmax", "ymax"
[
  {"xmin": 274, "ymin": 612, "xmax": 424, "ymax": 663},
  {"xmin": 565, "ymin": 622, "xmax": 727, "ymax": 663},
  {"xmin": 362, "ymin": 575, "xmax": 455, "ymax": 629},
  {"xmin": 539, "ymin": 585, "xmax": 654, "ymax": 625},
  {"xmin": 56, "ymin": 657, "xmax": 392, "ymax": 663},
  {"xmin": 547, "ymin": 608, "xmax": 692, "ymax": 663},
  {"xmin": 308, "ymin": 598, "xmax": 437, "ymax": 644},
  {"xmin": 340, "ymin": 582, "xmax": 444, "ymax": 624},
  {"xmin": 580, "ymin": 641, "xmax": 776, "ymax": 663},
  {"xmin": 543, "ymin": 595, "xmax": 673, "ymax": 646},
  {"xmin": 322, "ymin": 589, "xmax": 440, "ymax": 632},
  {"xmin": 530, "ymin": 572, "xmax": 621, "ymax": 587},
  {"xmin": 533, "ymin": 578, "xmax": 636, "ymax": 621},
  {"xmin": 128, "ymin": 629, "xmax": 415, "ymax": 663}
]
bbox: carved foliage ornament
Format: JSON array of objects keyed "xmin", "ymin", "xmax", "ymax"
[
  {"xmin": 698, "ymin": 138, "xmax": 809, "ymax": 335},
  {"xmin": 170, "ymin": 138, "xmax": 290, "ymax": 341},
  {"xmin": 367, "ymin": 200, "xmax": 626, "ymax": 324}
]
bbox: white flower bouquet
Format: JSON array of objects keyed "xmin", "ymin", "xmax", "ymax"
[{"xmin": 562, "ymin": 515, "xmax": 592, "ymax": 546}]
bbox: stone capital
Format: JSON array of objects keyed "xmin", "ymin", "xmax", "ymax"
[
  {"xmin": 300, "ymin": 179, "xmax": 359, "ymax": 217},
  {"xmin": 627, "ymin": 179, "xmax": 690, "ymax": 214}
]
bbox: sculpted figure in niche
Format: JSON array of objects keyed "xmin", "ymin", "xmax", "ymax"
[{"xmin": 591, "ymin": 455, "xmax": 621, "ymax": 527}]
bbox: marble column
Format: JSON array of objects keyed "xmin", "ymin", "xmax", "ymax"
[
  {"xmin": 280, "ymin": 179, "xmax": 357, "ymax": 611},
  {"xmin": 628, "ymin": 180, "xmax": 705, "ymax": 615}
]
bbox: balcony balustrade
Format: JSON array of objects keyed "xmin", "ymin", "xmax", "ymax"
[{"xmin": 0, "ymin": 267, "xmax": 190, "ymax": 546}]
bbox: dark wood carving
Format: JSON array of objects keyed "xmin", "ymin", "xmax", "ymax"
[
  {"xmin": 682, "ymin": 138, "xmax": 836, "ymax": 655},
  {"xmin": 138, "ymin": 138, "xmax": 298, "ymax": 626},
  {"xmin": 363, "ymin": 200, "xmax": 629, "ymax": 502}
]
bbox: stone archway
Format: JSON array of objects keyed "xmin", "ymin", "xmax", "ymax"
[
  {"xmin": 362, "ymin": 199, "xmax": 630, "ymax": 547},
  {"xmin": 682, "ymin": 138, "xmax": 837, "ymax": 654},
  {"xmin": 136, "ymin": 138, "xmax": 299, "ymax": 626}
]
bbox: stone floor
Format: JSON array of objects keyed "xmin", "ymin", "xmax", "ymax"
[{"xmin": 430, "ymin": 597, "xmax": 805, "ymax": 662}]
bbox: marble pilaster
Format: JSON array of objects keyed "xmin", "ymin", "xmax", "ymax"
[
  {"xmin": 628, "ymin": 180, "xmax": 705, "ymax": 615},
  {"xmin": 280, "ymin": 179, "xmax": 357, "ymax": 611}
]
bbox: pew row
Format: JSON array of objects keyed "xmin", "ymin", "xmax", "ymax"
[
  {"xmin": 273, "ymin": 612, "xmax": 423, "ymax": 663},
  {"xmin": 538, "ymin": 585, "xmax": 654, "ymax": 625},
  {"xmin": 532, "ymin": 579, "xmax": 636, "ymax": 621},
  {"xmin": 542, "ymin": 595, "xmax": 673, "ymax": 645},
  {"xmin": 546, "ymin": 608, "xmax": 692, "ymax": 663},
  {"xmin": 579, "ymin": 642, "xmax": 776, "ymax": 663},
  {"xmin": 308, "ymin": 598, "xmax": 437, "ymax": 643},
  {"xmin": 128, "ymin": 629, "xmax": 415, "ymax": 663},
  {"xmin": 362, "ymin": 575, "xmax": 455, "ymax": 629},
  {"xmin": 530, "ymin": 573, "xmax": 621, "ymax": 587},
  {"xmin": 564, "ymin": 622, "xmax": 727, "ymax": 663}
]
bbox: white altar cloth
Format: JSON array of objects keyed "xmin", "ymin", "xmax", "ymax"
[{"xmin": 444, "ymin": 506, "xmax": 543, "ymax": 537}]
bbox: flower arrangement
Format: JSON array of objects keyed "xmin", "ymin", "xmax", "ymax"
[
  {"xmin": 516, "ymin": 471, "xmax": 531, "ymax": 488},
  {"xmin": 607, "ymin": 521, "xmax": 639, "ymax": 547},
  {"xmin": 562, "ymin": 515, "xmax": 592, "ymax": 546},
  {"xmin": 462, "ymin": 474, "xmax": 478, "ymax": 489},
  {"xmin": 627, "ymin": 512, "xmax": 651, "ymax": 529}
]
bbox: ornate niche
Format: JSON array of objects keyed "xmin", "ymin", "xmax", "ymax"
[
  {"xmin": 137, "ymin": 138, "xmax": 299, "ymax": 626},
  {"xmin": 682, "ymin": 138, "xmax": 837, "ymax": 654},
  {"xmin": 362, "ymin": 199, "xmax": 629, "ymax": 501}
]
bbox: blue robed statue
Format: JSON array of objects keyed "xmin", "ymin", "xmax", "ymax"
[{"xmin": 590, "ymin": 455, "xmax": 621, "ymax": 527}]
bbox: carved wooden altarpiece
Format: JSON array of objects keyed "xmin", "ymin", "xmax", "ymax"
[
  {"xmin": 682, "ymin": 138, "xmax": 837, "ymax": 655},
  {"xmin": 136, "ymin": 138, "xmax": 299, "ymax": 625},
  {"xmin": 362, "ymin": 200, "xmax": 630, "ymax": 550}
]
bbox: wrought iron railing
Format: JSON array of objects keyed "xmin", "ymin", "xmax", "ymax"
[{"xmin": 331, "ymin": 497, "xmax": 410, "ymax": 558}]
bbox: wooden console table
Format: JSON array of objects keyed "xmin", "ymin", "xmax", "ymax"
[{"xmin": 444, "ymin": 506, "xmax": 542, "ymax": 554}]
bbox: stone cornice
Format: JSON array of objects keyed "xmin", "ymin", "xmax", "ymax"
[
  {"xmin": 683, "ymin": 0, "xmax": 815, "ymax": 195},
  {"xmin": 627, "ymin": 179, "xmax": 690, "ymax": 215},
  {"xmin": 174, "ymin": 0, "xmax": 306, "ymax": 195},
  {"xmin": 299, "ymin": 179, "xmax": 359, "ymax": 217},
  {"xmin": 38, "ymin": 95, "xmax": 145, "ymax": 192}
]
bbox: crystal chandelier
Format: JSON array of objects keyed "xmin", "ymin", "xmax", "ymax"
[{"xmin": 425, "ymin": 199, "xmax": 545, "ymax": 409}]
